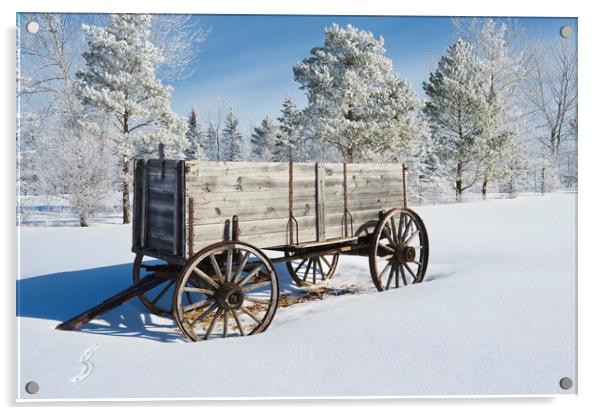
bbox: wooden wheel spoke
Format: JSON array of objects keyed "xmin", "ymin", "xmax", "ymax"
[
  {"xmin": 378, "ymin": 240, "xmax": 395, "ymax": 252},
  {"xmin": 294, "ymin": 258, "xmax": 307, "ymax": 273},
  {"xmin": 183, "ymin": 298, "xmax": 212, "ymax": 313},
  {"xmin": 203, "ymin": 308, "xmax": 223, "ymax": 340},
  {"xmin": 398, "ymin": 214, "xmax": 405, "ymax": 242},
  {"xmin": 232, "ymin": 309, "xmax": 246, "ymax": 336},
  {"xmin": 378, "ymin": 261, "xmax": 392, "ymax": 282},
  {"xmin": 390, "ymin": 217, "xmax": 398, "ymax": 244},
  {"xmin": 302, "ymin": 259, "xmax": 312, "ymax": 281},
  {"xmin": 226, "ymin": 249, "xmax": 233, "ymax": 282},
  {"xmin": 403, "ymin": 262, "xmax": 417, "ymax": 282},
  {"xmin": 395, "ymin": 266, "xmax": 400, "ymax": 288},
  {"xmin": 184, "ymin": 286, "xmax": 215, "ymax": 296},
  {"xmin": 222, "ymin": 310, "xmax": 229, "ymax": 338},
  {"xmin": 404, "ymin": 229, "xmax": 419, "ymax": 245},
  {"xmin": 312, "ymin": 258, "xmax": 317, "ymax": 284},
  {"xmin": 317, "ymin": 257, "xmax": 326, "ymax": 281},
  {"xmin": 384, "ymin": 226, "xmax": 395, "ymax": 246},
  {"xmin": 401, "ymin": 216, "xmax": 411, "ymax": 242},
  {"xmin": 189, "ymin": 301, "xmax": 218, "ymax": 327},
  {"xmin": 232, "ymin": 251, "xmax": 251, "ymax": 284},
  {"xmin": 321, "ymin": 256, "xmax": 333, "ymax": 269},
  {"xmin": 240, "ymin": 306, "xmax": 262, "ymax": 324},
  {"xmin": 210, "ymin": 254, "xmax": 224, "ymax": 283},
  {"xmin": 150, "ymin": 280, "xmax": 174, "ymax": 305},
  {"xmin": 238, "ymin": 264, "xmax": 263, "ymax": 287},
  {"xmin": 400, "ymin": 266, "xmax": 408, "ymax": 285},
  {"xmin": 192, "ymin": 267, "xmax": 220, "ymax": 289},
  {"xmin": 245, "ymin": 296, "xmax": 270, "ymax": 305},
  {"xmin": 242, "ymin": 280, "xmax": 272, "ymax": 293},
  {"xmin": 386, "ymin": 264, "xmax": 395, "ymax": 290}
]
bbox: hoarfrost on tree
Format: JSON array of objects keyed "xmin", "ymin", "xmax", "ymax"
[{"xmin": 294, "ymin": 24, "xmax": 423, "ymax": 162}]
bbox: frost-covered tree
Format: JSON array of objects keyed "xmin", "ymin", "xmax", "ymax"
[
  {"xmin": 455, "ymin": 19, "xmax": 527, "ymax": 198},
  {"xmin": 36, "ymin": 108, "xmax": 117, "ymax": 226},
  {"xmin": 251, "ymin": 116, "xmax": 279, "ymax": 161},
  {"xmin": 204, "ymin": 121, "xmax": 219, "ymax": 161},
  {"xmin": 274, "ymin": 96, "xmax": 305, "ymax": 161},
  {"xmin": 423, "ymin": 39, "xmax": 489, "ymax": 200},
  {"xmin": 18, "ymin": 14, "xmax": 117, "ymax": 226},
  {"xmin": 408, "ymin": 117, "xmax": 444, "ymax": 205},
  {"xmin": 76, "ymin": 14, "xmax": 189, "ymax": 223},
  {"xmin": 294, "ymin": 24, "xmax": 423, "ymax": 162},
  {"xmin": 222, "ymin": 107, "xmax": 244, "ymax": 161},
  {"xmin": 185, "ymin": 106, "xmax": 205, "ymax": 160},
  {"xmin": 523, "ymin": 37, "xmax": 577, "ymax": 188}
]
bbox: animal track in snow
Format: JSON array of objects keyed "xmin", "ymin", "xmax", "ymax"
[{"xmin": 70, "ymin": 343, "xmax": 99, "ymax": 383}]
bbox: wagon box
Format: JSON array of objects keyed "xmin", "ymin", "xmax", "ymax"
[
  {"xmin": 133, "ymin": 159, "xmax": 411, "ymax": 260},
  {"xmin": 58, "ymin": 157, "xmax": 429, "ymax": 341}
]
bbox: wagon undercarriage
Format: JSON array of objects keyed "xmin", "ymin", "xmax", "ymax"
[{"xmin": 57, "ymin": 158, "xmax": 429, "ymax": 341}]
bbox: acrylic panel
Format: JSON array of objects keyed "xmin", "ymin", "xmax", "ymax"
[{"xmin": 16, "ymin": 12, "xmax": 577, "ymax": 400}]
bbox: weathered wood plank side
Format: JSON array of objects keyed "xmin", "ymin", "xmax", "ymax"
[
  {"xmin": 323, "ymin": 163, "xmax": 344, "ymax": 240},
  {"xmin": 183, "ymin": 160, "xmax": 406, "ymax": 253}
]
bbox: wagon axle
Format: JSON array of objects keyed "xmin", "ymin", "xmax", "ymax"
[{"xmin": 216, "ymin": 282, "xmax": 245, "ymax": 310}]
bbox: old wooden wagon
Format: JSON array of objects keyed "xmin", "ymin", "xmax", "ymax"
[{"xmin": 58, "ymin": 157, "xmax": 429, "ymax": 341}]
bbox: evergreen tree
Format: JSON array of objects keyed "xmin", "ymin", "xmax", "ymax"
[
  {"xmin": 294, "ymin": 24, "xmax": 423, "ymax": 162},
  {"xmin": 185, "ymin": 106, "xmax": 205, "ymax": 159},
  {"xmin": 410, "ymin": 116, "xmax": 444, "ymax": 205},
  {"xmin": 204, "ymin": 121, "xmax": 218, "ymax": 161},
  {"xmin": 251, "ymin": 116, "xmax": 279, "ymax": 161},
  {"xmin": 275, "ymin": 96, "xmax": 302, "ymax": 161},
  {"xmin": 222, "ymin": 107, "xmax": 243, "ymax": 161},
  {"xmin": 423, "ymin": 39, "xmax": 489, "ymax": 201},
  {"xmin": 76, "ymin": 14, "xmax": 187, "ymax": 223}
]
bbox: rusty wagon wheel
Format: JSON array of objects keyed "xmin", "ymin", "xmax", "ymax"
[
  {"xmin": 132, "ymin": 253, "xmax": 180, "ymax": 316},
  {"xmin": 285, "ymin": 253, "xmax": 339, "ymax": 286},
  {"xmin": 369, "ymin": 208, "xmax": 429, "ymax": 291},
  {"xmin": 173, "ymin": 241, "xmax": 279, "ymax": 341}
]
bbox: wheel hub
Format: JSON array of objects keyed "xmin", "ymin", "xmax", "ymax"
[
  {"xmin": 216, "ymin": 282, "xmax": 244, "ymax": 310},
  {"xmin": 395, "ymin": 245, "xmax": 416, "ymax": 264}
]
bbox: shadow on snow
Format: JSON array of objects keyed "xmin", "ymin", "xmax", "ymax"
[{"xmin": 16, "ymin": 261, "xmax": 300, "ymax": 343}]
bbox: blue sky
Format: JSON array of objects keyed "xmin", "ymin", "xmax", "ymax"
[{"xmin": 168, "ymin": 15, "xmax": 577, "ymax": 133}]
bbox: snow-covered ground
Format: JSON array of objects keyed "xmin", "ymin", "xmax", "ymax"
[{"xmin": 16, "ymin": 193, "xmax": 576, "ymax": 399}]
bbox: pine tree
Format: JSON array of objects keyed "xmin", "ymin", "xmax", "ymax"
[
  {"xmin": 294, "ymin": 24, "xmax": 423, "ymax": 162},
  {"xmin": 409, "ymin": 117, "xmax": 444, "ymax": 205},
  {"xmin": 185, "ymin": 106, "xmax": 205, "ymax": 160},
  {"xmin": 76, "ymin": 14, "xmax": 187, "ymax": 223},
  {"xmin": 251, "ymin": 116, "xmax": 279, "ymax": 161},
  {"xmin": 204, "ymin": 121, "xmax": 218, "ymax": 161},
  {"xmin": 423, "ymin": 39, "xmax": 488, "ymax": 201},
  {"xmin": 222, "ymin": 108, "xmax": 243, "ymax": 161},
  {"xmin": 274, "ymin": 96, "xmax": 302, "ymax": 161}
]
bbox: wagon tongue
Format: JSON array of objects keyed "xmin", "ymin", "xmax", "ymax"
[{"xmin": 55, "ymin": 274, "xmax": 165, "ymax": 331}]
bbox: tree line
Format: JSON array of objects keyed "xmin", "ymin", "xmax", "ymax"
[{"xmin": 17, "ymin": 14, "xmax": 577, "ymax": 226}]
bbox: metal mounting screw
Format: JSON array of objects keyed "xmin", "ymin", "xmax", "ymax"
[
  {"xmin": 25, "ymin": 381, "xmax": 39, "ymax": 394},
  {"xmin": 559, "ymin": 26, "xmax": 572, "ymax": 38},
  {"xmin": 559, "ymin": 377, "xmax": 573, "ymax": 390}
]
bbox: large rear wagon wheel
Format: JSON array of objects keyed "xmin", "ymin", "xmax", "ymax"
[
  {"xmin": 369, "ymin": 208, "xmax": 429, "ymax": 291},
  {"xmin": 285, "ymin": 253, "xmax": 339, "ymax": 286},
  {"xmin": 173, "ymin": 241, "xmax": 279, "ymax": 341},
  {"xmin": 132, "ymin": 253, "xmax": 180, "ymax": 316}
]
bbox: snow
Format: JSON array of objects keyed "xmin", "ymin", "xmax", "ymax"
[{"xmin": 17, "ymin": 193, "xmax": 576, "ymax": 399}]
